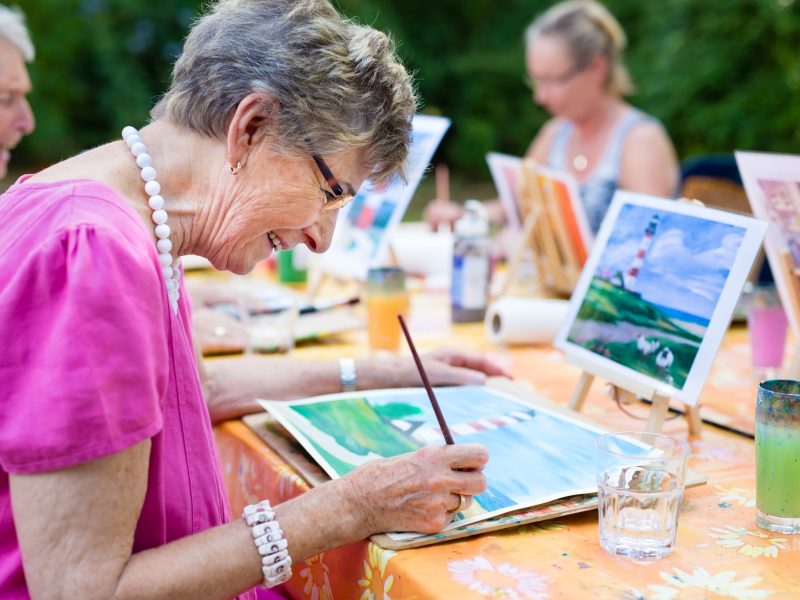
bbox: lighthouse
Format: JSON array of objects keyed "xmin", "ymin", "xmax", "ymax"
[{"xmin": 623, "ymin": 215, "xmax": 659, "ymax": 290}]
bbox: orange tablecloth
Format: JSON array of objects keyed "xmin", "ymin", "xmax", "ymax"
[{"xmin": 214, "ymin": 291, "xmax": 799, "ymax": 599}]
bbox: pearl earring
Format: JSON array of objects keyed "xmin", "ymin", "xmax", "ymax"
[{"xmin": 230, "ymin": 161, "xmax": 242, "ymax": 175}]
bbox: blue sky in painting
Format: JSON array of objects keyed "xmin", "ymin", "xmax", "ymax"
[
  {"xmin": 366, "ymin": 387, "xmax": 605, "ymax": 512},
  {"xmin": 596, "ymin": 204, "xmax": 745, "ymax": 319}
]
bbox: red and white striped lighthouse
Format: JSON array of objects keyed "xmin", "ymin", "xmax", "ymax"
[{"xmin": 623, "ymin": 214, "xmax": 659, "ymax": 290}]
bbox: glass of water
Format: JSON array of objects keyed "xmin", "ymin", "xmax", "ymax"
[
  {"xmin": 596, "ymin": 431, "xmax": 690, "ymax": 560},
  {"xmin": 240, "ymin": 286, "xmax": 299, "ymax": 354}
]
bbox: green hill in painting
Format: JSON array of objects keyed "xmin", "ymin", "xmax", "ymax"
[
  {"xmin": 576, "ymin": 277, "xmax": 702, "ymax": 343},
  {"xmin": 292, "ymin": 398, "xmax": 421, "ymax": 474}
]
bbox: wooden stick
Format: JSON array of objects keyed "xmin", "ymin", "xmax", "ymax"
[
  {"xmin": 646, "ymin": 393, "xmax": 671, "ymax": 433},
  {"xmin": 497, "ymin": 206, "xmax": 540, "ymax": 298},
  {"xmin": 398, "ymin": 314, "xmax": 455, "ymax": 444},
  {"xmin": 568, "ymin": 372, "xmax": 595, "ymax": 412},
  {"xmin": 685, "ymin": 403, "xmax": 703, "ymax": 436},
  {"xmin": 435, "ymin": 163, "xmax": 450, "ymax": 204}
]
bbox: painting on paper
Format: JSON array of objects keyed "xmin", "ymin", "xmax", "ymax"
[
  {"xmin": 260, "ymin": 386, "xmax": 624, "ymax": 537},
  {"xmin": 555, "ymin": 191, "xmax": 766, "ymax": 406},
  {"xmin": 736, "ymin": 151, "xmax": 800, "ymax": 338}
]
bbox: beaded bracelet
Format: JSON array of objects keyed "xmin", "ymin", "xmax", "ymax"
[{"xmin": 243, "ymin": 500, "xmax": 292, "ymax": 588}]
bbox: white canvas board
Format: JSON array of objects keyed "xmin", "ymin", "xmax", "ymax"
[
  {"xmin": 319, "ymin": 115, "xmax": 450, "ymax": 281},
  {"xmin": 735, "ymin": 151, "xmax": 800, "ymax": 337},
  {"xmin": 486, "ymin": 152, "xmax": 525, "ymax": 231},
  {"xmin": 554, "ymin": 191, "xmax": 767, "ymax": 406}
]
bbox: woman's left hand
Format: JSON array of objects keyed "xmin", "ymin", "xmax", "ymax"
[{"xmin": 357, "ymin": 348, "xmax": 512, "ymax": 390}]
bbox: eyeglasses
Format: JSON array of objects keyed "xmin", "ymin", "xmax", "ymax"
[
  {"xmin": 312, "ymin": 154, "xmax": 355, "ymax": 211},
  {"xmin": 524, "ymin": 64, "xmax": 584, "ymax": 90}
]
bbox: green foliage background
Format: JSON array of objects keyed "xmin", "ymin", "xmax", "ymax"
[{"xmin": 15, "ymin": 0, "xmax": 800, "ymax": 180}]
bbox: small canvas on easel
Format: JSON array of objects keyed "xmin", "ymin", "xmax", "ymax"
[
  {"xmin": 486, "ymin": 152, "xmax": 525, "ymax": 231},
  {"xmin": 534, "ymin": 163, "xmax": 593, "ymax": 266},
  {"xmin": 496, "ymin": 158, "xmax": 592, "ymax": 297},
  {"xmin": 554, "ymin": 191, "xmax": 767, "ymax": 410},
  {"xmin": 318, "ymin": 114, "xmax": 450, "ymax": 281},
  {"xmin": 735, "ymin": 151, "xmax": 800, "ymax": 345}
]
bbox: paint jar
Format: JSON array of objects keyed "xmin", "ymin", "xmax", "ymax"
[
  {"xmin": 366, "ymin": 267, "xmax": 410, "ymax": 352},
  {"xmin": 596, "ymin": 431, "xmax": 690, "ymax": 560},
  {"xmin": 756, "ymin": 380, "xmax": 800, "ymax": 534},
  {"xmin": 451, "ymin": 200, "xmax": 490, "ymax": 323}
]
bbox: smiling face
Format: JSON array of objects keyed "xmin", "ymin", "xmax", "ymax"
[
  {"xmin": 202, "ymin": 142, "xmax": 367, "ymax": 275},
  {"xmin": 0, "ymin": 38, "xmax": 35, "ymax": 179},
  {"xmin": 526, "ymin": 34, "xmax": 607, "ymax": 122}
]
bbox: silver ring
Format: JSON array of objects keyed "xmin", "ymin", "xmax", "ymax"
[{"xmin": 452, "ymin": 493, "xmax": 468, "ymax": 514}]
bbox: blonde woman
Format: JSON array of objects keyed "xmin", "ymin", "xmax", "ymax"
[
  {"xmin": 426, "ymin": 0, "xmax": 679, "ymax": 233},
  {"xmin": 0, "ymin": 1, "xmax": 487, "ymax": 598}
]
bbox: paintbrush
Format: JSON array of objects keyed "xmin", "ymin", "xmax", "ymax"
[{"xmin": 397, "ymin": 314, "xmax": 455, "ymax": 445}]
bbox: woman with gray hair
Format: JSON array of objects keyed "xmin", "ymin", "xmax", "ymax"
[
  {"xmin": 0, "ymin": 1, "xmax": 487, "ymax": 598},
  {"xmin": 0, "ymin": 3, "xmax": 35, "ymax": 179}
]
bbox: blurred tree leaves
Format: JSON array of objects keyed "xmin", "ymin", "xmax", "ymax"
[{"xmin": 15, "ymin": 0, "xmax": 800, "ymax": 178}]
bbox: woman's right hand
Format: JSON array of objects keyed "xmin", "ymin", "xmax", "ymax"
[
  {"xmin": 423, "ymin": 199, "xmax": 465, "ymax": 231},
  {"xmin": 343, "ymin": 443, "xmax": 489, "ymax": 535}
]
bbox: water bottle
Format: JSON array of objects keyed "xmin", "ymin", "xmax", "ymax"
[{"xmin": 451, "ymin": 200, "xmax": 490, "ymax": 323}]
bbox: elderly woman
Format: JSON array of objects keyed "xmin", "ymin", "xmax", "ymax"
[
  {"xmin": 0, "ymin": 4, "xmax": 35, "ymax": 180},
  {"xmin": 426, "ymin": 0, "xmax": 679, "ymax": 234},
  {"xmin": 0, "ymin": 1, "xmax": 488, "ymax": 598}
]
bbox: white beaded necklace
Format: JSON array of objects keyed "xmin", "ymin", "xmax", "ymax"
[{"xmin": 121, "ymin": 126, "xmax": 181, "ymax": 314}]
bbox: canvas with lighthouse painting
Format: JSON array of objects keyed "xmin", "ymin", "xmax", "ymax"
[{"xmin": 555, "ymin": 191, "xmax": 767, "ymax": 406}]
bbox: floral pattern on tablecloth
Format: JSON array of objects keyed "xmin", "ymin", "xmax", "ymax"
[
  {"xmin": 447, "ymin": 556, "xmax": 548, "ymax": 599},
  {"xmin": 357, "ymin": 544, "xmax": 396, "ymax": 600},
  {"xmin": 709, "ymin": 526, "xmax": 788, "ymax": 558},
  {"xmin": 648, "ymin": 567, "xmax": 774, "ymax": 599},
  {"xmin": 299, "ymin": 554, "xmax": 333, "ymax": 600}
]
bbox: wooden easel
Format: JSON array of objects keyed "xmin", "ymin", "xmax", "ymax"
[
  {"xmin": 567, "ymin": 371, "xmax": 703, "ymax": 435},
  {"xmin": 501, "ymin": 160, "xmax": 583, "ymax": 298},
  {"xmin": 776, "ymin": 249, "xmax": 800, "ymax": 378}
]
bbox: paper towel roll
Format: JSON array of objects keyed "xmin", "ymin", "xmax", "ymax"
[{"xmin": 485, "ymin": 296, "xmax": 570, "ymax": 345}]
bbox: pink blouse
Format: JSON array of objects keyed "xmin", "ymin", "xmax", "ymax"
[{"xmin": 0, "ymin": 179, "xmax": 258, "ymax": 599}]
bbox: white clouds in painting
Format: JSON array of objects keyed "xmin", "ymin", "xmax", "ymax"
[{"xmin": 595, "ymin": 204, "xmax": 745, "ymax": 319}]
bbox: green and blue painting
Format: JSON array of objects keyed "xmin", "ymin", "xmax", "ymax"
[{"xmin": 261, "ymin": 386, "xmax": 623, "ymax": 534}]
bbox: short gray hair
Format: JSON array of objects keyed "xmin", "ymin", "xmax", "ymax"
[
  {"xmin": 152, "ymin": 0, "xmax": 417, "ymax": 183},
  {"xmin": 526, "ymin": 0, "xmax": 633, "ymax": 96},
  {"xmin": 0, "ymin": 4, "xmax": 34, "ymax": 61}
]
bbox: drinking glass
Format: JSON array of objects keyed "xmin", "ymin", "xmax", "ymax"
[
  {"xmin": 756, "ymin": 380, "xmax": 800, "ymax": 534},
  {"xmin": 240, "ymin": 287, "xmax": 298, "ymax": 354},
  {"xmin": 596, "ymin": 431, "xmax": 690, "ymax": 560},
  {"xmin": 365, "ymin": 267, "xmax": 410, "ymax": 352}
]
